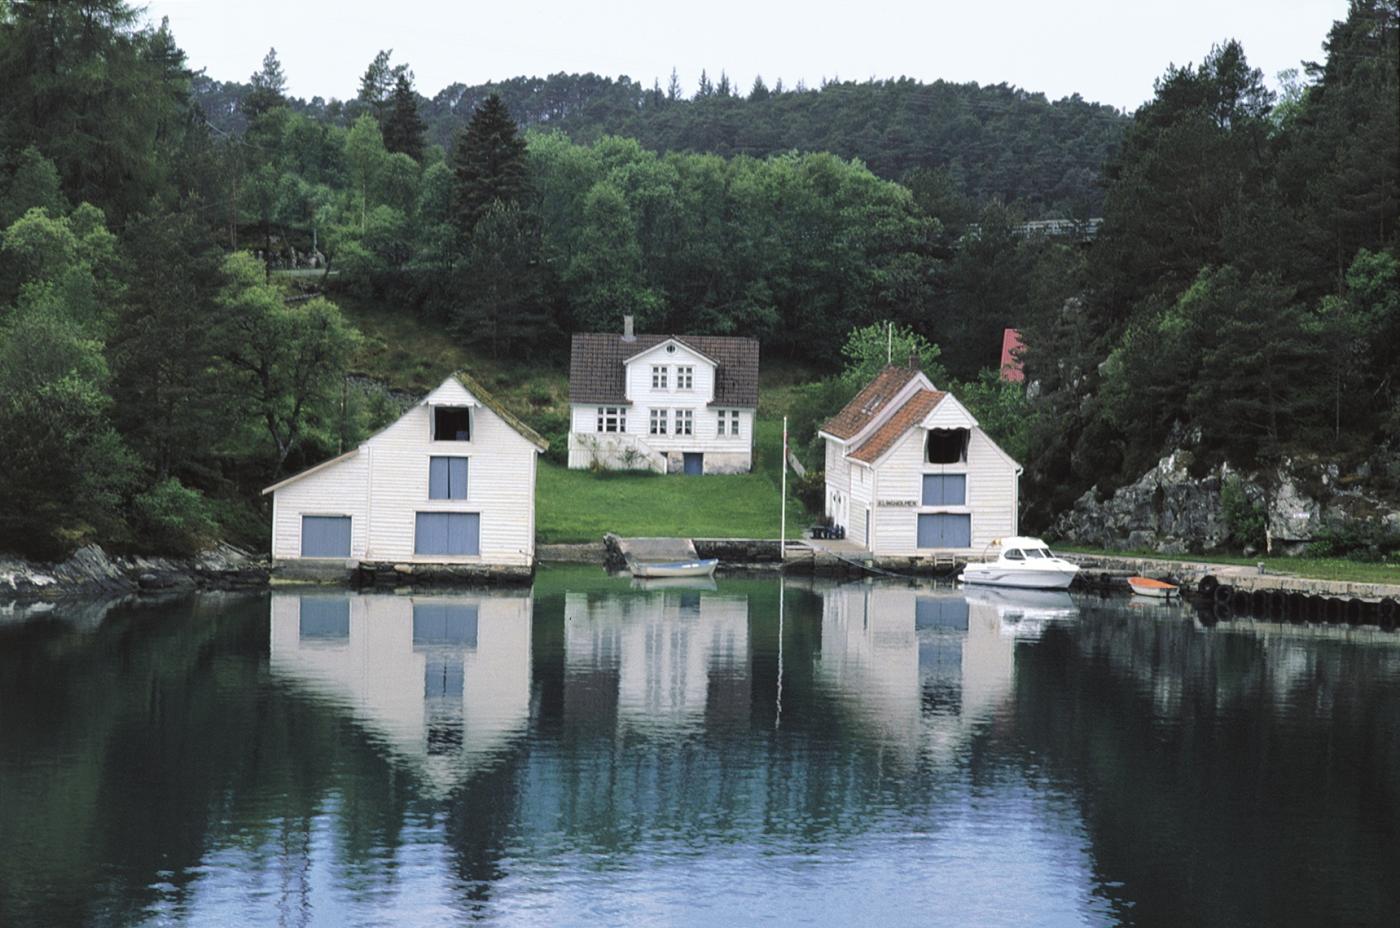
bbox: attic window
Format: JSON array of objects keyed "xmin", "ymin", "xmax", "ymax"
[
  {"xmin": 926, "ymin": 428, "xmax": 968, "ymax": 464},
  {"xmin": 434, "ymin": 407, "xmax": 472, "ymax": 441},
  {"xmin": 859, "ymin": 392, "xmax": 887, "ymax": 415}
]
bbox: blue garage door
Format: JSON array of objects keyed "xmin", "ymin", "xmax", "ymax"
[
  {"xmin": 415, "ymin": 512, "xmax": 480, "ymax": 556},
  {"xmin": 301, "ymin": 515, "xmax": 351, "ymax": 557},
  {"xmin": 917, "ymin": 513, "xmax": 971, "ymax": 549},
  {"xmin": 921, "ymin": 474, "xmax": 967, "ymax": 506}
]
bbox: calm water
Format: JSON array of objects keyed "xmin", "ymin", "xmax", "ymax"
[{"xmin": 2, "ymin": 569, "xmax": 1398, "ymax": 927}]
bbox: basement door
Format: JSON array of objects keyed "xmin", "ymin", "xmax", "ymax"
[
  {"xmin": 301, "ymin": 515, "xmax": 351, "ymax": 557},
  {"xmin": 683, "ymin": 453, "xmax": 703, "ymax": 475}
]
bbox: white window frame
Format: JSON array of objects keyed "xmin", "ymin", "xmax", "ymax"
[
  {"xmin": 596, "ymin": 406, "xmax": 626, "ymax": 433},
  {"xmin": 649, "ymin": 408, "xmax": 668, "ymax": 435},
  {"xmin": 675, "ymin": 409, "xmax": 694, "ymax": 436},
  {"xmin": 651, "ymin": 365, "xmax": 668, "ymax": 389},
  {"xmin": 676, "ymin": 366, "xmax": 694, "ymax": 390},
  {"xmin": 717, "ymin": 409, "xmax": 740, "ymax": 436}
]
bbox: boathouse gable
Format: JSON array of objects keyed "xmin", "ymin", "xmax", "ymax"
[
  {"xmin": 820, "ymin": 364, "xmax": 1021, "ymax": 558},
  {"xmin": 264, "ymin": 372, "xmax": 546, "ymax": 569}
]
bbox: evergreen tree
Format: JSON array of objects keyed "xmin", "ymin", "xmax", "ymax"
[
  {"xmin": 450, "ymin": 201, "xmax": 553, "ymax": 357},
  {"xmin": 667, "ymin": 68, "xmax": 682, "ymax": 101},
  {"xmin": 716, "ymin": 71, "xmax": 733, "ymax": 98},
  {"xmin": 382, "ymin": 72, "xmax": 426, "ymax": 161},
  {"xmin": 357, "ymin": 49, "xmax": 395, "ymax": 121},
  {"xmin": 696, "ymin": 69, "xmax": 713, "ymax": 98},
  {"xmin": 241, "ymin": 47, "xmax": 287, "ymax": 120},
  {"xmin": 749, "ymin": 75, "xmax": 770, "ymax": 102},
  {"xmin": 450, "ymin": 94, "xmax": 528, "ymax": 236}
]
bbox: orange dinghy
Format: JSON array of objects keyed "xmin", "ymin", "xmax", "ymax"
[{"xmin": 1127, "ymin": 576, "xmax": 1179, "ymax": 598}]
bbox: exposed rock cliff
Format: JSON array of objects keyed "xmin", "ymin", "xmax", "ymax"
[
  {"xmin": 0, "ymin": 543, "xmax": 267, "ymax": 603},
  {"xmin": 1051, "ymin": 451, "xmax": 1400, "ymax": 556}
]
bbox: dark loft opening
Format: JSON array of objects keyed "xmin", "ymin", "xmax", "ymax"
[
  {"xmin": 926, "ymin": 428, "xmax": 968, "ymax": 464},
  {"xmin": 434, "ymin": 406, "xmax": 471, "ymax": 441}
]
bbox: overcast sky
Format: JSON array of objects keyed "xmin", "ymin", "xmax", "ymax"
[{"xmin": 142, "ymin": 0, "xmax": 1345, "ymax": 112}]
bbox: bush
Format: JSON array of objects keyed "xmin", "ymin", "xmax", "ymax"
[
  {"xmin": 1304, "ymin": 520, "xmax": 1399, "ymax": 561},
  {"xmin": 1221, "ymin": 476, "xmax": 1266, "ymax": 551},
  {"xmin": 130, "ymin": 478, "xmax": 219, "ymax": 555},
  {"xmin": 792, "ymin": 470, "xmax": 826, "ymax": 517},
  {"xmin": 529, "ymin": 409, "xmax": 570, "ymax": 465}
]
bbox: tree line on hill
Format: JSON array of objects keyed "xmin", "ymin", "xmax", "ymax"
[
  {"xmin": 192, "ymin": 67, "xmax": 1128, "ymax": 219},
  {"xmin": 0, "ymin": 0, "xmax": 1394, "ymax": 560}
]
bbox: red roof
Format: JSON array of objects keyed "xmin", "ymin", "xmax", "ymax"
[
  {"xmin": 999, "ymin": 328, "xmax": 1025, "ymax": 383},
  {"xmin": 820, "ymin": 365, "xmax": 920, "ymax": 440},
  {"xmin": 849, "ymin": 390, "xmax": 946, "ymax": 463}
]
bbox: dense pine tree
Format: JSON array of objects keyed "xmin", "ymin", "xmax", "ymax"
[
  {"xmin": 450, "ymin": 94, "xmax": 528, "ymax": 236},
  {"xmin": 382, "ymin": 73, "xmax": 426, "ymax": 161}
]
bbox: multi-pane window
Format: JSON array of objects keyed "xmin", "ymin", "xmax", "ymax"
[
  {"xmin": 676, "ymin": 366, "xmax": 694, "ymax": 390},
  {"xmin": 717, "ymin": 409, "xmax": 740, "ymax": 436},
  {"xmin": 651, "ymin": 365, "xmax": 668, "ymax": 389},
  {"xmin": 649, "ymin": 408, "xmax": 668, "ymax": 435},
  {"xmin": 675, "ymin": 409, "xmax": 694, "ymax": 435},
  {"xmin": 596, "ymin": 407, "xmax": 626, "ymax": 433}
]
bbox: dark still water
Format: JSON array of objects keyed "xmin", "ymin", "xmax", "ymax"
[{"xmin": 2, "ymin": 569, "xmax": 1398, "ymax": 927}]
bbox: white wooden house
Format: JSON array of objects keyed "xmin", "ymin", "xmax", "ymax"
[
  {"xmin": 567, "ymin": 316, "xmax": 759, "ymax": 474},
  {"xmin": 263, "ymin": 372, "xmax": 548, "ymax": 569},
  {"xmin": 819, "ymin": 363, "xmax": 1021, "ymax": 557}
]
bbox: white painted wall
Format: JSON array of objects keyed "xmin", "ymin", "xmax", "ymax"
[{"xmin": 271, "ymin": 376, "xmax": 541, "ymax": 566}]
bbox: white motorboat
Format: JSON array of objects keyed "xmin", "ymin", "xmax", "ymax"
[
  {"xmin": 958, "ymin": 537, "xmax": 1080, "ymax": 590},
  {"xmin": 628, "ymin": 558, "xmax": 719, "ymax": 579}
]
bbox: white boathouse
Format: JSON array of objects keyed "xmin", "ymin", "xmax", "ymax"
[
  {"xmin": 263, "ymin": 372, "xmax": 548, "ymax": 570},
  {"xmin": 819, "ymin": 363, "xmax": 1021, "ymax": 557}
]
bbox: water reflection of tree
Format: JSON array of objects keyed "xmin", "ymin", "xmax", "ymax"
[{"xmin": 1011, "ymin": 609, "xmax": 1400, "ymax": 927}]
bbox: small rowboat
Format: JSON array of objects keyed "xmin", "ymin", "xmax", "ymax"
[
  {"xmin": 629, "ymin": 558, "xmax": 718, "ymax": 579},
  {"xmin": 1128, "ymin": 576, "xmax": 1179, "ymax": 598}
]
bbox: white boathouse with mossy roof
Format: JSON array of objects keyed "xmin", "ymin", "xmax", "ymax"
[
  {"xmin": 263, "ymin": 372, "xmax": 548, "ymax": 569},
  {"xmin": 819, "ymin": 362, "xmax": 1021, "ymax": 557}
]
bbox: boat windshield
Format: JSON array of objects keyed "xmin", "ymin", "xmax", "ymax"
[
  {"xmin": 1003, "ymin": 549, "xmax": 1025, "ymax": 560},
  {"xmin": 1024, "ymin": 548, "xmax": 1046, "ymax": 558}
]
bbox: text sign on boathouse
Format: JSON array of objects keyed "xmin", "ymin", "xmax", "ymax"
[{"xmin": 879, "ymin": 499, "xmax": 920, "ymax": 507}]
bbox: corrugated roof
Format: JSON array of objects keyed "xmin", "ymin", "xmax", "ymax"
[
  {"xmin": 820, "ymin": 365, "xmax": 920, "ymax": 440},
  {"xmin": 569, "ymin": 333, "xmax": 760, "ymax": 407},
  {"xmin": 849, "ymin": 389, "xmax": 946, "ymax": 463}
]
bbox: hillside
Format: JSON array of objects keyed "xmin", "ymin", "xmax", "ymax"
[{"xmin": 191, "ymin": 70, "xmax": 1127, "ymax": 217}]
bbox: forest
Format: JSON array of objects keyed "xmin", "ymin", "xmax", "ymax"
[{"xmin": 0, "ymin": 0, "xmax": 1396, "ymax": 560}]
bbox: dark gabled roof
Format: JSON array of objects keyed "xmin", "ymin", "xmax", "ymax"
[
  {"xmin": 454, "ymin": 370, "xmax": 549, "ymax": 451},
  {"xmin": 569, "ymin": 333, "xmax": 760, "ymax": 407},
  {"xmin": 820, "ymin": 365, "xmax": 921, "ymax": 440},
  {"xmin": 849, "ymin": 389, "xmax": 946, "ymax": 463}
]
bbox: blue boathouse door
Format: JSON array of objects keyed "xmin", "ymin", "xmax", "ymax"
[{"xmin": 683, "ymin": 453, "xmax": 703, "ymax": 475}]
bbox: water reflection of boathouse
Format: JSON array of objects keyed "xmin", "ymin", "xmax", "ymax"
[{"xmin": 269, "ymin": 591, "xmax": 533, "ymax": 793}]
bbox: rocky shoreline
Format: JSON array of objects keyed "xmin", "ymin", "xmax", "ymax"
[{"xmin": 0, "ymin": 543, "xmax": 269, "ymax": 604}]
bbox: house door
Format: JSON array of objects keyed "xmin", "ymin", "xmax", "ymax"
[
  {"xmin": 301, "ymin": 515, "xmax": 351, "ymax": 557},
  {"xmin": 683, "ymin": 452, "xmax": 703, "ymax": 475}
]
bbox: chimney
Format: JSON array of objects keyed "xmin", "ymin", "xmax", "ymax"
[
  {"xmin": 622, "ymin": 315, "xmax": 635, "ymax": 341},
  {"xmin": 908, "ymin": 348, "xmax": 919, "ymax": 370}
]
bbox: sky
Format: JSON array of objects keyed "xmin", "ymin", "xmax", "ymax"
[{"xmin": 141, "ymin": 0, "xmax": 1347, "ymax": 112}]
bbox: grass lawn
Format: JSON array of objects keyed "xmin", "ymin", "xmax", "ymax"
[
  {"xmin": 536, "ymin": 420, "xmax": 808, "ymax": 543},
  {"xmin": 1059, "ymin": 545, "xmax": 1400, "ymax": 586}
]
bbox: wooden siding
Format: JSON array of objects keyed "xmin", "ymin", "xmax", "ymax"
[
  {"xmin": 272, "ymin": 378, "xmax": 539, "ymax": 566},
  {"xmin": 869, "ymin": 427, "xmax": 1018, "ymax": 557}
]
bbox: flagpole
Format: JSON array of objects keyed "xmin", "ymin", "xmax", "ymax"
[{"xmin": 780, "ymin": 416, "xmax": 788, "ymax": 562}]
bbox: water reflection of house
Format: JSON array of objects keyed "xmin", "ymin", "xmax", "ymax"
[
  {"xmin": 563, "ymin": 590, "xmax": 750, "ymax": 733},
  {"xmin": 268, "ymin": 591, "xmax": 532, "ymax": 793},
  {"xmin": 815, "ymin": 585, "xmax": 1072, "ymax": 762}
]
